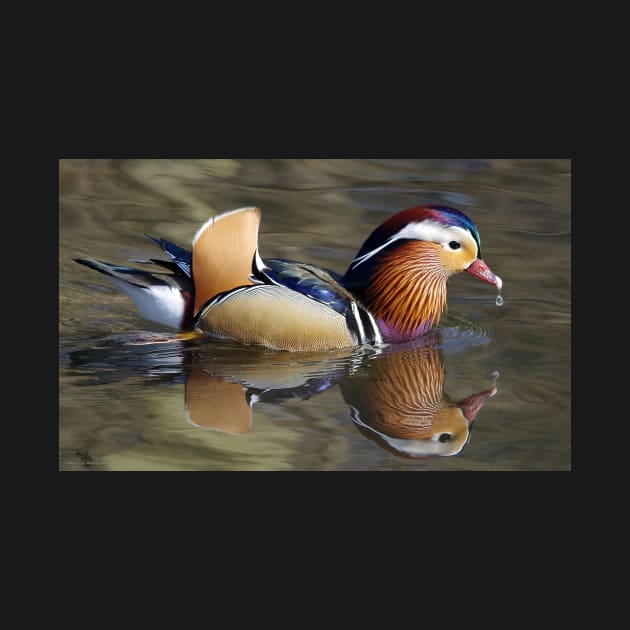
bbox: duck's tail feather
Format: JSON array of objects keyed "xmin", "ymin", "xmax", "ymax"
[
  {"xmin": 74, "ymin": 258, "xmax": 194, "ymax": 330},
  {"xmin": 144, "ymin": 235, "xmax": 192, "ymax": 278}
]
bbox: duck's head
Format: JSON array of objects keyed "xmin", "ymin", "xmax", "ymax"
[{"xmin": 342, "ymin": 205, "xmax": 502, "ymax": 342}]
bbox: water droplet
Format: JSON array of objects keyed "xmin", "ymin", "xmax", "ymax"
[{"xmin": 494, "ymin": 275, "xmax": 503, "ymax": 306}]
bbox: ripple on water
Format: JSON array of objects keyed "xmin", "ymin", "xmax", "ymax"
[
  {"xmin": 63, "ymin": 331, "xmax": 190, "ymax": 385},
  {"xmin": 436, "ymin": 312, "xmax": 494, "ymax": 356}
]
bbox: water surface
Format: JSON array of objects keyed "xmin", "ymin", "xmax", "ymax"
[{"xmin": 59, "ymin": 159, "xmax": 571, "ymax": 470}]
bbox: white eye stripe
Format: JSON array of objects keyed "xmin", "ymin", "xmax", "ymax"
[{"xmin": 351, "ymin": 221, "xmax": 476, "ymax": 269}]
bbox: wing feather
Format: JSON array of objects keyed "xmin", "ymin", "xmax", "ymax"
[{"xmin": 192, "ymin": 207, "xmax": 262, "ymax": 315}]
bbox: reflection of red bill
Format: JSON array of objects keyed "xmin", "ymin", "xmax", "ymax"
[
  {"xmin": 466, "ymin": 258, "xmax": 502, "ymax": 290},
  {"xmin": 458, "ymin": 386, "xmax": 498, "ymax": 423}
]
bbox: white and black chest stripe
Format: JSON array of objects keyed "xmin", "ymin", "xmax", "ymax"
[{"xmin": 346, "ymin": 301, "xmax": 383, "ymax": 346}]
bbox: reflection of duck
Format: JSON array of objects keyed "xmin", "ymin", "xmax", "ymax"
[
  {"xmin": 339, "ymin": 345, "xmax": 497, "ymax": 458},
  {"xmin": 183, "ymin": 349, "xmax": 349, "ymax": 434},
  {"xmin": 75, "ymin": 205, "xmax": 501, "ymax": 351},
  {"xmin": 183, "ymin": 339, "xmax": 497, "ymax": 459}
]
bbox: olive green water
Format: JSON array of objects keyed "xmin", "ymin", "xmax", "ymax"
[{"xmin": 59, "ymin": 159, "xmax": 571, "ymax": 471}]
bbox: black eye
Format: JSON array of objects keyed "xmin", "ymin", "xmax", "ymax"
[
  {"xmin": 449, "ymin": 241, "xmax": 461, "ymax": 250},
  {"xmin": 438, "ymin": 433, "xmax": 452, "ymax": 443}
]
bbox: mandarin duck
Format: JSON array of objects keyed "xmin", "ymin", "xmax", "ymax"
[{"xmin": 74, "ymin": 205, "xmax": 502, "ymax": 351}]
